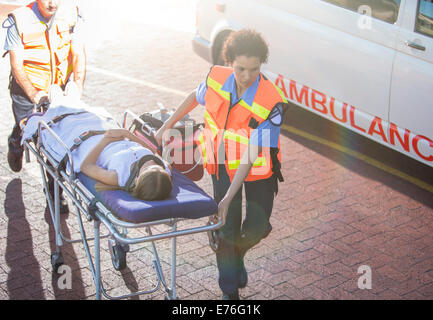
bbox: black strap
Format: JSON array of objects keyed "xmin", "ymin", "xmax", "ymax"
[
  {"xmin": 270, "ymin": 147, "xmax": 284, "ymax": 183},
  {"xmin": 123, "ymin": 154, "xmax": 165, "ymax": 193},
  {"xmin": 2, "ymin": 16, "xmax": 13, "ymax": 58},
  {"xmin": 58, "ymin": 130, "xmax": 106, "ymax": 172},
  {"xmin": 69, "ymin": 130, "xmax": 107, "ymax": 153},
  {"xmin": 270, "ymin": 148, "xmax": 283, "ymax": 196},
  {"xmin": 45, "ymin": 111, "xmax": 89, "ymax": 128},
  {"xmin": 87, "ymin": 197, "xmax": 99, "ymax": 221}
]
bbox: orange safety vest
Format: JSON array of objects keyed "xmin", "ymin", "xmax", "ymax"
[
  {"xmin": 9, "ymin": 1, "xmax": 78, "ymax": 93},
  {"xmin": 197, "ymin": 65, "xmax": 287, "ymax": 182}
]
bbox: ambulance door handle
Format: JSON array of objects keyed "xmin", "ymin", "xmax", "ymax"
[{"xmin": 405, "ymin": 41, "xmax": 426, "ymax": 51}]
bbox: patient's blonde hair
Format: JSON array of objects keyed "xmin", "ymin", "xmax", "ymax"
[{"xmin": 95, "ymin": 166, "xmax": 172, "ymax": 201}]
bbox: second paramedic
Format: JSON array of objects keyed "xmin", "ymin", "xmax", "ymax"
[
  {"xmin": 155, "ymin": 29, "xmax": 287, "ymax": 300},
  {"xmin": 3, "ymin": 0, "xmax": 86, "ymax": 213}
]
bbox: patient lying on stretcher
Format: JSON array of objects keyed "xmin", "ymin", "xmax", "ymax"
[{"xmin": 21, "ymin": 86, "xmax": 172, "ymax": 201}]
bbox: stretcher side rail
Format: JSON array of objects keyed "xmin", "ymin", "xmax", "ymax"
[{"xmin": 123, "ymin": 109, "xmax": 154, "ymax": 139}]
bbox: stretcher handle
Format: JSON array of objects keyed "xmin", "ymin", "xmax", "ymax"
[
  {"xmin": 122, "ymin": 109, "xmax": 158, "ymax": 153},
  {"xmin": 37, "ymin": 120, "xmax": 75, "ymax": 182},
  {"xmin": 123, "ymin": 109, "xmax": 154, "ymax": 136}
]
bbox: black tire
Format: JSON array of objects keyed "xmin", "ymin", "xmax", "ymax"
[
  {"xmin": 207, "ymin": 229, "xmax": 221, "ymax": 253},
  {"xmin": 51, "ymin": 252, "xmax": 64, "ymax": 273},
  {"xmin": 164, "ymin": 290, "xmax": 179, "ymax": 300},
  {"xmin": 214, "ymin": 32, "xmax": 231, "ymax": 66},
  {"xmin": 110, "ymin": 244, "xmax": 127, "ymax": 271},
  {"xmin": 215, "ymin": 45, "xmax": 225, "ymax": 66}
]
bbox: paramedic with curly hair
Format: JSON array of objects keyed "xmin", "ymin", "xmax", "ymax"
[{"xmin": 156, "ymin": 29, "xmax": 287, "ymax": 300}]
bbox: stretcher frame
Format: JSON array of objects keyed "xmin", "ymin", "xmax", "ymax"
[{"xmin": 22, "ymin": 109, "xmax": 222, "ymax": 300}]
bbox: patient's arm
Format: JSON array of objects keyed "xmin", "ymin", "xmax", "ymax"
[
  {"xmin": 106, "ymin": 128, "xmax": 157, "ymax": 152},
  {"xmin": 80, "ymin": 135, "xmax": 120, "ymax": 186}
]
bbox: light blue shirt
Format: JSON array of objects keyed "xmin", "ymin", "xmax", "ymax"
[
  {"xmin": 3, "ymin": 2, "xmax": 84, "ymax": 51},
  {"xmin": 196, "ymin": 73, "xmax": 282, "ymax": 148}
]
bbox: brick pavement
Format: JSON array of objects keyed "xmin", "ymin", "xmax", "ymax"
[{"xmin": 0, "ymin": 0, "xmax": 433, "ymax": 300}]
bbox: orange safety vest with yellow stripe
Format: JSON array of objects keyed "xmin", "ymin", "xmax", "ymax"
[
  {"xmin": 197, "ymin": 65, "xmax": 287, "ymax": 182},
  {"xmin": 9, "ymin": 1, "xmax": 78, "ymax": 93}
]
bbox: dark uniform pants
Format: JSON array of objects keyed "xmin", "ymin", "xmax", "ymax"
[
  {"xmin": 8, "ymin": 81, "xmax": 35, "ymax": 154},
  {"xmin": 212, "ymin": 164, "xmax": 276, "ymax": 295},
  {"xmin": 8, "ymin": 82, "xmax": 59, "ymax": 196}
]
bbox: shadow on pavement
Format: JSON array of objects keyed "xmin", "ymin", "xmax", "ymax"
[
  {"xmin": 120, "ymin": 267, "xmax": 140, "ymax": 300},
  {"xmin": 44, "ymin": 203, "xmax": 87, "ymax": 299},
  {"xmin": 4, "ymin": 178, "xmax": 44, "ymax": 299}
]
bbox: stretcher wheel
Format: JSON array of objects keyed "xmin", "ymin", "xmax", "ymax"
[
  {"xmin": 110, "ymin": 243, "xmax": 127, "ymax": 271},
  {"xmin": 207, "ymin": 229, "xmax": 221, "ymax": 253},
  {"xmin": 51, "ymin": 252, "xmax": 64, "ymax": 273}
]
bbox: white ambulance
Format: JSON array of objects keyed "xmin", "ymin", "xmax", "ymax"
[{"xmin": 192, "ymin": 0, "xmax": 433, "ymax": 168}]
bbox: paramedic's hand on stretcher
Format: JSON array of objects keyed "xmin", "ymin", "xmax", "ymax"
[
  {"xmin": 32, "ymin": 90, "xmax": 49, "ymax": 106},
  {"xmin": 216, "ymin": 196, "xmax": 230, "ymax": 226}
]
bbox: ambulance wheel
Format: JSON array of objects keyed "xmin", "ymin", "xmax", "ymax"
[
  {"xmin": 110, "ymin": 244, "xmax": 127, "ymax": 271},
  {"xmin": 51, "ymin": 252, "xmax": 64, "ymax": 273},
  {"xmin": 214, "ymin": 32, "xmax": 231, "ymax": 66},
  {"xmin": 164, "ymin": 291, "xmax": 179, "ymax": 300},
  {"xmin": 165, "ymin": 296, "xmax": 179, "ymax": 300}
]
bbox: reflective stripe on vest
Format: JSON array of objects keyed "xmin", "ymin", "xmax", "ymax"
[
  {"xmin": 224, "ymin": 129, "xmax": 249, "ymax": 145},
  {"xmin": 201, "ymin": 65, "xmax": 284, "ymax": 182},
  {"xmin": 10, "ymin": 1, "xmax": 77, "ymax": 92},
  {"xmin": 197, "ymin": 132, "xmax": 207, "ymax": 167},
  {"xmin": 206, "ymin": 74, "xmax": 271, "ymax": 121},
  {"xmin": 204, "ymin": 111, "xmax": 219, "ymax": 138},
  {"xmin": 228, "ymin": 157, "xmax": 267, "ymax": 170}
]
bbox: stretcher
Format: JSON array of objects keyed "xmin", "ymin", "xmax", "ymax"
[{"xmin": 22, "ymin": 108, "xmax": 222, "ymax": 300}]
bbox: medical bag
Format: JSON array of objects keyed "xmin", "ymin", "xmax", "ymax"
[{"xmin": 129, "ymin": 112, "xmax": 204, "ymax": 181}]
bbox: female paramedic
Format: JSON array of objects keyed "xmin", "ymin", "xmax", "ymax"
[{"xmin": 155, "ymin": 29, "xmax": 287, "ymax": 300}]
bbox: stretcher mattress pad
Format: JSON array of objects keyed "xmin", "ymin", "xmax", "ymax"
[{"xmin": 78, "ymin": 169, "xmax": 217, "ymax": 223}]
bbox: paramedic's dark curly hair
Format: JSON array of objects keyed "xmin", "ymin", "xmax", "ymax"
[{"xmin": 222, "ymin": 29, "xmax": 269, "ymax": 65}]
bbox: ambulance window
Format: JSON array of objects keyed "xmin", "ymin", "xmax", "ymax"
[
  {"xmin": 321, "ymin": 0, "xmax": 401, "ymax": 24},
  {"xmin": 416, "ymin": 0, "xmax": 433, "ymax": 38}
]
